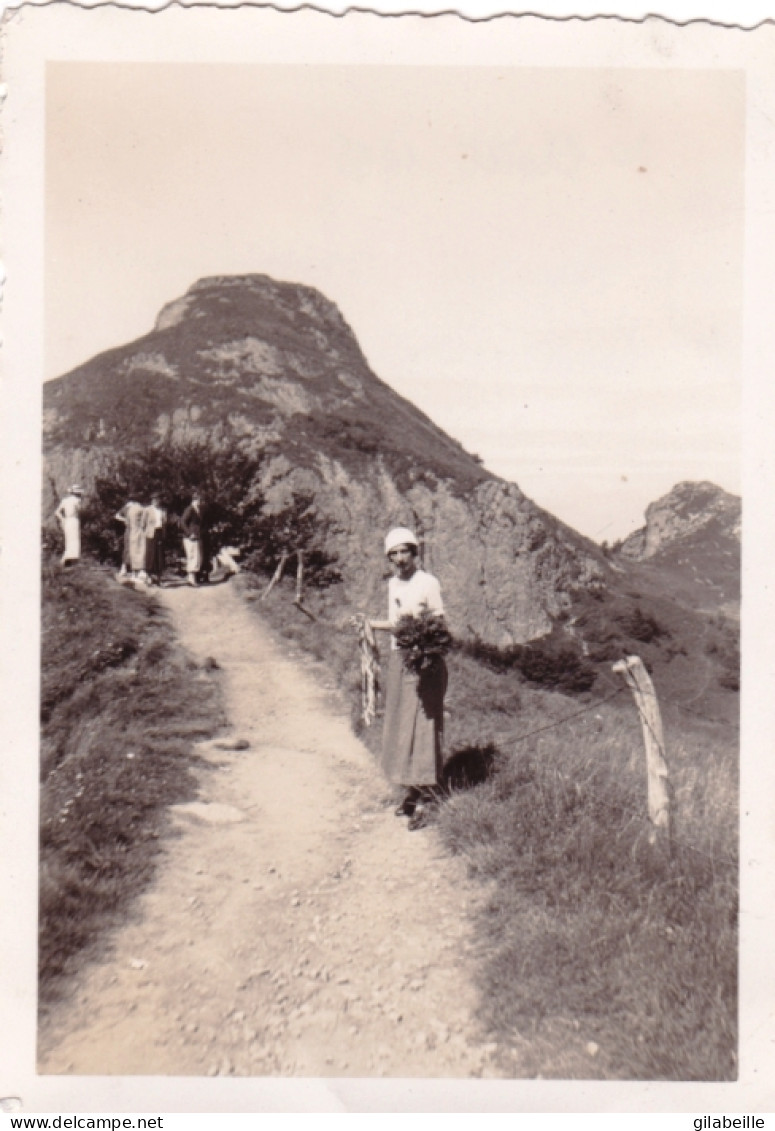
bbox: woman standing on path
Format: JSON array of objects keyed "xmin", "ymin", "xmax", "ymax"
[
  {"xmin": 54, "ymin": 485, "xmax": 83, "ymax": 566},
  {"xmin": 143, "ymin": 494, "xmax": 166, "ymax": 586},
  {"xmin": 115, "ymin": 496, "xmax": 147, "ymax": 580},
  {"xmin": 366, "ymin": 527, "xmax": 448, "ymax": 831},
  {"xmin": 180, "ymin": 493, "xmax": 204, "ymax": 588}
]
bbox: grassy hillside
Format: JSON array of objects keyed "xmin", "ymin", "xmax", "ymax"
[
  {"xmin": 39, "ymin": 560, "xmax": 225, "ymax": 1003},
  {"xmin": 249, "ymin": 573, "xmax": 738, "ymax": 1080},
  {"xmin": 616, "ymin": 482, "xmax": 740, "ymax": 617},
  {"xmin": 618, "ymin": 544, "xmax": 740, "ymax": 621},
  {"xmin": 436, "ymin": 693, "xmax": 737, "ymax": 1079}
]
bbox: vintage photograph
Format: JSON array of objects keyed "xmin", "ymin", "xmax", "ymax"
[{"xmin": 1, "ymin": 2, "xmax": 772, "ymax": 1113}]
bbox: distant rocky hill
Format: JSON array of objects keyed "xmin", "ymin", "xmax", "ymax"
[
  {"xmin": 619, "ymin": 482, "xmax": 740, "ymax": 616},
  {"xmin": 43, "ymin": 274, "xmax": 608, "ymax": 644}
]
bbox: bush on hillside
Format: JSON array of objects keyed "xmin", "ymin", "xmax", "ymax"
[
  {"xmin": 241, "ymin": 491, "xmax": 341, "ymax": 589},
  {"xmin": 705, "ymin": 618, "xmax": 740, "ymax": 692},
  {"xmin": 458, "ymin": 636, "xmax": 596, "ymax": 694},
  {"xmin": 614, "ymin": 605, "xmax": 669, "ymax": 643},
  {"xmin": 321, "ymin": 414, "xmax": 382, "ymax": 455}
]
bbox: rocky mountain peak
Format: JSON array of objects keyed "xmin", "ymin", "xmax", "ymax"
[
  {"xmin": 155, "ymin": 274, "xmax": 350, "ymax": 338},
  {"xmin": 621, "ymin": 481, "xmax": 741, "ymax": 561}
]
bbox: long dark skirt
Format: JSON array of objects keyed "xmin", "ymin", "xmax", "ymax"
[
  {"xmin": 145, "ymin": 531, "xmax": 165, "ymax": 578},
  {"xmin": 381, "ymin": 651, "xmax": 447, "ymax": 788}
]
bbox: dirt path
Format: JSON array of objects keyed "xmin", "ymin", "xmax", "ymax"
[{"xmin": 38, "ymin": 582, "xmax": 503, "ymax": 1078}]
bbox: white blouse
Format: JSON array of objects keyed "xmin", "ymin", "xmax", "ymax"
[
  {"xmin": 56, "ymin": 495, "xmax": 81, "ymax": 520},
  {"xmin": 387, "ymin": 569, "xmax": 444, "ymax": 648}
]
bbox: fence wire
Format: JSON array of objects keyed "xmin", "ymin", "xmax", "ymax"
[
  {"xmin": 467, "ymin": 674, "xmax": 737, "ymax": 871},
  {"xmin": 333, "ymin": 616, "xmax": 738, "ymax": 870}
]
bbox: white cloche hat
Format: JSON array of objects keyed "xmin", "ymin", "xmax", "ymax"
[{"xmin": 384, "ymin": 527, "xmax": 418, "ymax": 556}]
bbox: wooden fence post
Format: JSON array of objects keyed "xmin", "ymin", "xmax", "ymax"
[
  {"xmin": 612, "ymin": 655, "xmax": 672, "ymax": 849},
  {"xmin": 294, "ymin": 549, "xmax": 304, "ymax": 606},
  {"xmin": 260, "ymin": 550, "xmax": 289, "ymax": 602}
]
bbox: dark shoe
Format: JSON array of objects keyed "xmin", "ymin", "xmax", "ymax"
[
  {"xmin": 407, "ymin": 804, "xmax": 429, "ymax": 831},
  {"xmin": 394, "ymin": 799, "xmax": 416, "ymax": 817}
]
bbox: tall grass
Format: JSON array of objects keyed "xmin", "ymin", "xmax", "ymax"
[
  {"xmin": 39, "ymin": 559, "xmax": 225, "ymax": 1002},
  {"xmin": 437, "ymin": 701, "xmax": 737, "ymax": 1080},
  {"xmin": 251, "ymin": 575, "xmax": 738, "ymax": 1080}
]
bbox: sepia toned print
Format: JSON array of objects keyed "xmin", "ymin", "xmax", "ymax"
[{"xmin": 1, "ymin": 2, "xmax": 773, "ymax": 1115}]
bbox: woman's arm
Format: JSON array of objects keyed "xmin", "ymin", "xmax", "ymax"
[{"xmin": 348, "ymin": 615, "xmax": 392, "ymax": 633}]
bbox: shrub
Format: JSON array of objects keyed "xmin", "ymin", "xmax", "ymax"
[
  {"xmin": 517, "ymin": 644, "xmax": 596, "ymax": 692},
  {"xmin": 705, "ymin": 619, "xmax": 740, "ymax": 692},
  {"xmin": 457, "ymin": 636, "xmax": 597, "ymax": 694},
  {"xmin": 321, "ymin": 415, "xmax": 382, "ymax": 454},
  {"xmin": 241, "ymin": 491, "xmax": 341, "ymax": 589},
  {"xmin": 455, "ymin": 637, "xmax": 515, "ymax": 672},
  {"xmin": 615, "ymin": 605, "xmax": 668, "ymax": 643}
]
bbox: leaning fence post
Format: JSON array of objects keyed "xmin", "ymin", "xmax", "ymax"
[
  {"xmin": 612, "ymin": 655, "xmax": 672, "ymax": 850},
  {"xmin": 260, "ymin": 550, "xmax": 289, "ymax": 601},
  {"xmin": 294, "ymin": 549, "xmax": 304, "ymax": 605}
]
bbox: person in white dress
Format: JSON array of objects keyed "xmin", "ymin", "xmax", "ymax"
[{"xmin": 54, "ymin": 486, "xmax": 84, "ymax": 566}]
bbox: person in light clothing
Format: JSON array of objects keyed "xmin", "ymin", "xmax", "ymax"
[
  {"xmin": 180, "ymin": 493, "xmax": 204, "ymax": 587},
  {"xmin": 210, "ymin": 545, "xmax": 241, "ymax": 582},
  {"xmin": 54, "ymin": 485, "xmax": 84, "ymax": 566},
  {"xmin": 366, "ymin": 527, "xmax": 447, "ymax": 830}
]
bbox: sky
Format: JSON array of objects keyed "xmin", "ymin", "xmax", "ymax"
[{"xmin": 45, "ymin": 62, "xmax": 744, "ymax": 542}]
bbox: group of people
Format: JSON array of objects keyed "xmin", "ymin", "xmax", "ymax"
[
  {"xmin": 115, "ymin": 490, "xmax": 241, "ymax": 588},
  {"xmin": 115, "ymin": 493, "xmax": 168, "ymax": 585},
  {"xmin": 54, "ymin": 486, "xmax": 240, "ymax": 588}
]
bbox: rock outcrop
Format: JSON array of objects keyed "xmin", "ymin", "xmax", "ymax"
[
  {"xmin": 620, "ymin": 482, "xmax": 740, "ymax": 561},
  {"xmin": 618, "ymin": 481, "xmax": 740, "ymax": 617},
  {"xmin": 43, "ymin": 274, "xmax": 609, "ymax": 644}
]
